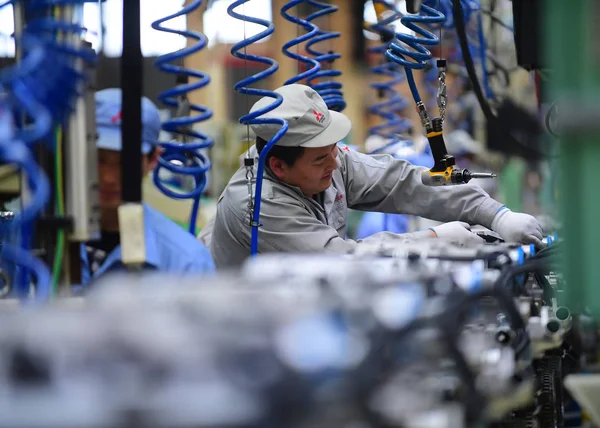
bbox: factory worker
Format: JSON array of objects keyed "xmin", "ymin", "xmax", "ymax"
[
  {"xmin": 80, "ymin": 89, "xmax": 214, "ymax": 285},
  {"xmin": 355, "ymin": 136, "xmax": 434, "ymax": 239},
  {"xmin": 209, "ymin": 84, "xmax": 544, "ymax": 268}
]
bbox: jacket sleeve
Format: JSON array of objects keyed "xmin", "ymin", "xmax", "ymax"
[
  {"xmin": 245, "ymin": 194, "xmax": 433, "ymax": 254},
  {"xmin": 339, "ymin": 148, "xmax": 504, "ymax": 229}
]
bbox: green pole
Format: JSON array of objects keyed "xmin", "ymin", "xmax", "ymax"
[{"xmin": 547, "ymin": 0, "xmax": 600, "ymax": 315}]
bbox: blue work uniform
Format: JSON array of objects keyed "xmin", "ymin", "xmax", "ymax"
[
  {"xmin": 80, "ymin": 203, "xmax": 215, "ymax": 286},
  {"xmin": 355, "ymin": 153, "xmax": 434, "ymax": 239}
]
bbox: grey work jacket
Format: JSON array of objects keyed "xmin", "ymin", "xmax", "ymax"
[{"xmin": 208, "ymin": 146, "xmax": 504, "ymax": 268}]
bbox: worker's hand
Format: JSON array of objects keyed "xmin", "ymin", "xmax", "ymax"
[
  {"xmin": 429, "ymin": 221, "xmax": 485, "ymax": 246},
  {"xmin": 491, "ymin": 208, "xmax": 544, "ymax": 247}
]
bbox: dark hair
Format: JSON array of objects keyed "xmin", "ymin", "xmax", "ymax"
[{"xmin": 256, "ymin": 136, "xmax": 305, "ymax": 167}]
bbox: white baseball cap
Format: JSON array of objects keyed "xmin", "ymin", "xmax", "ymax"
[{"xmin": 249, "ymin": 84, "xmax": 351, "ymax": 148}]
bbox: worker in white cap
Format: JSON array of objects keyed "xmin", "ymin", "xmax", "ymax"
[{"xmin": 207, "ymin": 84, "xmax": 543, "ymax": 268}]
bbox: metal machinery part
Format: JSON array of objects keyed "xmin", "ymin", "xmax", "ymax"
[
  {"xmin": 349, "ymin": 235, "xmax": 597, "ymax": 428},
  {"xmin": 63, "ymin": 4, "xmax": 101, "ymax": 243},
  {"xmin": 0, "ymin": 236, "xmax": 591, "ymax": 428}
]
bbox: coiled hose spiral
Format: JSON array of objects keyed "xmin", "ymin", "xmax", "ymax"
[
  {"xmin": 367, "ymin": 0, "xmax": 411, "ymax": 142},
  {"xmin": 304, "ymin": 0, "xmax": 346, "ymax": 112},
  {"xmin": 385, "ymin": 4, "xmax": 445, "ymax": 105},
  {"xmin": 227, "ymin": 0, "xmax": 289, "ymax": 256},
  {"xmin": 0, "ymin": 0, "xmax": 96, "ymax": 301},
  {"xmin": 151, "ymin": 0, "xmax": 212, "ymax": 235},
  {"xmin": 281, "ymin": 0, "xmax": 321, "ymax": 85}
]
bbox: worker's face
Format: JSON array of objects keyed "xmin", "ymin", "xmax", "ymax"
[
  {"xmin": 97, "ymin": 149, "xmax": 153, "ymax": 228},
  {"xmin": 270, "ymin": 144, "xmax": 339, "ymax": 196}
]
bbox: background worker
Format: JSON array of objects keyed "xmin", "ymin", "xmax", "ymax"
[
  {"xmin": 80, "ymin": 88, "xmax": 215, "ymax": 286},
  {"xmin": 209, "ymin": 84, "xmax": 544, "ymax": 268}
]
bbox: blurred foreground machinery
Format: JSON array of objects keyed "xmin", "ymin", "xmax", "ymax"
[
  {"xmin": 348, "ymin": 233, "xmax": 597, "ymax": 428},
  {"xmin": 0, "ymin": 235, "xmax": 595, "ymax": 428}
]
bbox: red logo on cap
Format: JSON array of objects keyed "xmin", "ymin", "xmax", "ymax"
[
  {"xmin": 313, "ymin": 110, "xmax": 325, "ymax": 123},
  {"xmin": 111, "ymin": 110, "xmax": 122, "ymax": 124}
]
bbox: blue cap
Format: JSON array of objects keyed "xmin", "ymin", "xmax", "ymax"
[{"xmin": 95, "ymin": 88, "xmax": 161, "ymax": 155}]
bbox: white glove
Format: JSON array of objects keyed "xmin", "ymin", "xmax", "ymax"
[
  {"xmin": 491, "ymin": 208, "xmax": 544, "ymax": 246},
  {"xmin": 430, "ymin": 221, "xmax": 485, "ymax": 246}
]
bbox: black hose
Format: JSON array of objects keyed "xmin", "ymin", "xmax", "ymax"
[
  {"xmin": 495, "ymin": 258, "xmax": 555, "ymax": 296},
  {"xmin": 533, "ymin": 243, "xmax": 560, "ymax": 259},
  {"xmin": 451, "ymin": 0, "xmax": 496, "ymax": 123},
  {"xmin": 451, "ymin": 0, "xmax": 549, "ymax": 158}
]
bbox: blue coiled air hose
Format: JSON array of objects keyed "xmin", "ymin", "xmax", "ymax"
[
  {"xmin": 0, "ymin": 140, "xmax": 51, "ymax": 302},
  {"xmin": 304, "ymin": 0, "xmax": 346, "ymax": 112},
  {"xmin": 151, "ymin": 0, "xmax": 212, "ymax": 235},
  {"xmin": 368, "ymin": 0, "xmax": 411, "ymax": 141},
  {"xmin": 387, "ymin": 0, "xmax": 495, "ymax": 108},
  {"xmin": 385, "ymin": 4, "xmax": 445, "ymax": 105},
  {"xmin": 0, "ymin": 44, "xmax": 68, "ymax": 301},
  {"xmin": 281, "ymin": 0, "xmax": 321, "ymax": 84},
  {"xmin": 227, "ymin": 0, "xmax": 288, "ymax": 257},
  {"xmin": 0, "ymin": 0, "xmax": 97, "ymax": 301},
  {"xmin": 367, "ymin": 0, "xmax": 414, "ymax": 233}
]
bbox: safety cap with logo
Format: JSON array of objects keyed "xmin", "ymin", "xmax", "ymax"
[
  {"xmin": 95, "ymin": 88, "xmax": 162, "ymax": 155},
  {"xmin": 249, "ymin": 84, "xmax": 352, "ymax": 148}
]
